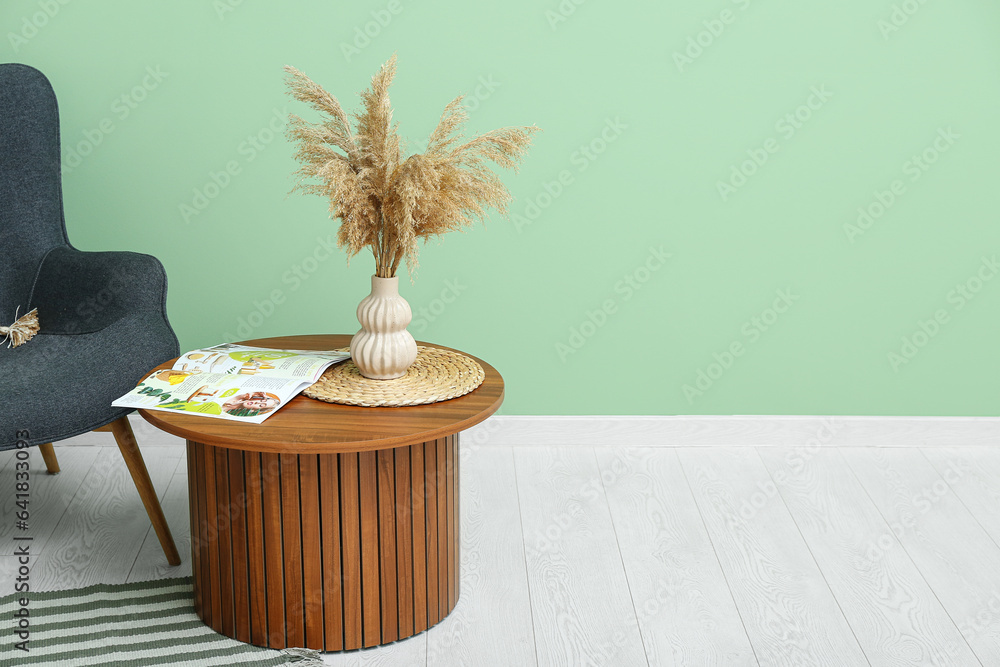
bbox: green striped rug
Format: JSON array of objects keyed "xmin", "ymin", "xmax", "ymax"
[{"xmin": 0, "ymin": 578, "xmax": 324, "ymax": 666}]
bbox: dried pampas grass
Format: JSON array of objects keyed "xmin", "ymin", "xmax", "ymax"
[
  {"xmin": 285, "ymin": 55, "xmax": 538, "ymax": 278},
  {"xmin": 0, "ymin": 307, "xmax": 39, "ymax": 348}
]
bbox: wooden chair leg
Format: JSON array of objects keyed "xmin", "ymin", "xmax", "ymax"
[
  {"xmin": 38, "ymin": 443, "xmax": 60, "ymax": 474},
  {"xmin": 108, "ymin": 416, "xmax": 181, "ymax": 566}
]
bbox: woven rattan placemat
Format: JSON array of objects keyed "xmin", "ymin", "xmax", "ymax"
[{"xmin": 303, "ymin": 346, "xmax": 485, "ymax": 407}]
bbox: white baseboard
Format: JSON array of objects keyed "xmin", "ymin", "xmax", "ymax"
[
  {"xmin": 463, "ymin": 415, "xmax": 1000, "ymax": 448},
  {"xmin": 57, "ymin": 414, "xmax": 1000, "ymax": 449}
]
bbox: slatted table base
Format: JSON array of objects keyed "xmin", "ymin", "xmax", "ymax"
[{"xmin": 186, "ymin": 434, "xmax": 460, "ymax": 650}]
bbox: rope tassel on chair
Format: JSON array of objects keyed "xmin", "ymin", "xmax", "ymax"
[{"xmin": 0, "ymin": 307, "xmax": 40, "ymax": 348}]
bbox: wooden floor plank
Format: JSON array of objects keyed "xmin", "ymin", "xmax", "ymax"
[
  {"xmin": 679, "ymin": 447, "xmax": 867, "ymax": 666},
  {"xmin": 760, "ymin": 447, "xmax": 979, "ymax": 665},
  {"xmin": 0, "ymin": 446, "xmax": 101, "ymax": 557},
  {"xmin": 315, "ymin": 634, "xmax": 427, "ymax": 666},
  {"xmin": 0, "ymin": 557, "xmax": 24, "ymax": 599},
  {"xmin": 30, "ymin": 445, "xmax": 181, "ymax": 590},
  {"xmin": 514, "ymin": 445, "xmax": 645, "ymax": 667},
  {"xmin": 429, "ymin": 446, "xmax": 535, "ymax": 667},
  {"xmin": 844, "ymin": 448, "xmax": 1000, "ymax": 663},
  {"xmin": 356, "ymin": 635, "xmax": 427, "ymax": 666},
  {"xmin": 127, "ymin": 455, "xmax": 191, "ymax": 582},
  {"xmin": 598, "ymin": 447, "xmax": 756, "ymax": 666},
  {"xmin": 0, "ymin": 556, "xmax": 19, "ymax": 581},
  {"xmin": 22, "ymin": 431, "xmax": 1000, "ymax": 667},
  {"xmin": 923, "ymin": 448, "xmax": 1000, "ymax": 550}
]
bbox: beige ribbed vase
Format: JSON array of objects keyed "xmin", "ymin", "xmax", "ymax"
[{"xmin": 350, "ymin": 275, "xmax": 418, "ymax": 380}]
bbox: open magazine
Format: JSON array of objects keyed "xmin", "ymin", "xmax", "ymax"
[{"xmin": 113, "ymin": 343, "xmax": 350, "ymax": 424}]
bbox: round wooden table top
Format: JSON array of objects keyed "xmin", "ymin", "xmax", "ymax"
[{"xmin": 138, "ymin": 334, "xmax": 504, "ymax": 454}]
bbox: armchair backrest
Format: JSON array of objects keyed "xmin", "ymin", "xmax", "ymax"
[{"xmin": 0, "ymin": 64, "xmax": 69, "ymax": 322}]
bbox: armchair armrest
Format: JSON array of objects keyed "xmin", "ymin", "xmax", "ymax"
[{"xmin": 26, "ymin": 245, "xmax": 171, "ymax": 335}]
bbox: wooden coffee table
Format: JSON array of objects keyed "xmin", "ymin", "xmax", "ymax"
[{"xmin": 138, "ymin": 334, "xmax": 503, "ymax": 651}]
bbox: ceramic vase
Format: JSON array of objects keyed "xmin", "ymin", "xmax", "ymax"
[{"xmin": 350, "ymin": 275, "xmax": 418, "ymax": 379}]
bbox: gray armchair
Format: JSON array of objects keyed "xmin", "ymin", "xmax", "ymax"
[{"xmin": 0, "ymin": 63, "xmax": 180, "ymax": 565}]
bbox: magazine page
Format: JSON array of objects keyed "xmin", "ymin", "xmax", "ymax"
[
  {"xmin": 112, "ymin": 344, "xmax": 350, "ymax": 423},
  {"xmin": 172, "ymin": 343, "xmax": 348, "ymax": 380}
]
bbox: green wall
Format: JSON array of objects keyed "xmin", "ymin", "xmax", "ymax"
[{"xmin": 4, "ymin": 0, "xmax": 999, "ymax": 415}]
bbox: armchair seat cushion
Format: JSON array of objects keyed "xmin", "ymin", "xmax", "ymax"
[{"xmin": 0, "ymin": 312, "xmax": 177, "ymax": 450}]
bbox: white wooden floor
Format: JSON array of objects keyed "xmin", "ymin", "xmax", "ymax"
[{"xmin": 4, "ymin": 422, "xmax": 1000, "ymax": 666}]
